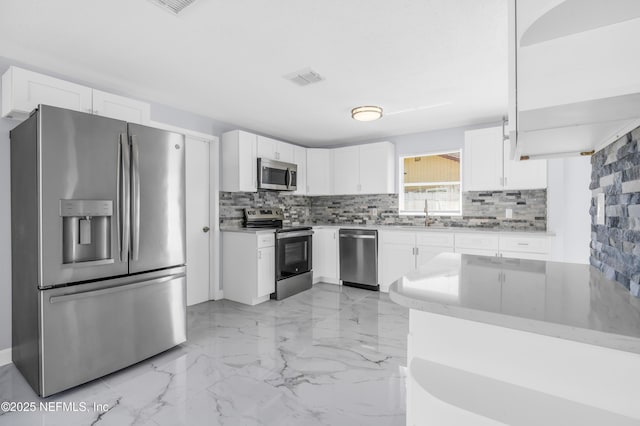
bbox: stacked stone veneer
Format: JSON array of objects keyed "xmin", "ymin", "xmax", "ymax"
[
  {"xmin": 590, "ymin": 126, "xmax": 640, "ymax": 295},
  {"xmin": 219, "ymin": 191, "xmax": 311, "ymax": 228},
  {"xmin": 220, "ymin": 190, "xmax": 546, "ymax": 230}
]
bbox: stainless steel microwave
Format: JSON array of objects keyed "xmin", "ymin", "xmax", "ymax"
[{"xmin": 257, "ymin": 158, "xmax": 298, "ymax": 191}]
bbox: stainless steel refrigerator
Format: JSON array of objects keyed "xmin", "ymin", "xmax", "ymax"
[{"xmin": 11, "ymin": 105, "xmax": 187, "ymax": 397}]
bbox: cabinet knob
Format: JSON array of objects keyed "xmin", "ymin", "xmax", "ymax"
[{"xmin": 202, "ymin": 226, "xmax": 210, "ymax": 233}]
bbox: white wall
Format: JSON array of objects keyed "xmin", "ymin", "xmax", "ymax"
[{"xmin": 547, "ymin": 156, "xmax": 592, "ymax": 264}]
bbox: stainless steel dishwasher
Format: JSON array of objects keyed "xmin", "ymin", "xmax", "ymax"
[{"xmin": 339, "ymin": 229, "xmax": 379, "ymax": 291}]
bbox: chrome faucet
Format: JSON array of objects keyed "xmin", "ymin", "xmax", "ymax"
[{"xmin": 424, "ymin": 200, "xmax": 436, "ymax": 227}]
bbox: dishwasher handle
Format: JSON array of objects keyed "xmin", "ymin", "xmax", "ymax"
[{"xmin": 339, "ymin": 234, "xmax": 376, "ymax": 239}]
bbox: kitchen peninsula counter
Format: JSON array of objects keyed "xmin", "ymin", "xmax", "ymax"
[{"xmin": 389, "ymin": 253, "xmax": 640, "ymax": 424}]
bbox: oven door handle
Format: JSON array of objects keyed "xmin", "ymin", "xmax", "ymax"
[{"xmin": 277, "ymin": 230, "xmax": 314, "ymax": 239}]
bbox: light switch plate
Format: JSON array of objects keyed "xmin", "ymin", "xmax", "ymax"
[{"xmin": 596, "ymin": 193, "xmax": 605, "ymax": 225}]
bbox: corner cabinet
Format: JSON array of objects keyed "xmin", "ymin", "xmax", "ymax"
[
  {"xmin": 2, "ymin": 66, "xmax": 150, "ymax": 124},
  {"xmin": 306, "ymin": 149, "xmax": 333, "ymax": 195},
  {"xmin": 463, "ymin": 126, "xmax": 546, "ymax": 191},
  {"xmin": 222, "ymin": 231, "xmax": 275, "ymax": 305},
  {"xmin": 332, "ymin": 141, "xmax": 395, "ymax": 195}
]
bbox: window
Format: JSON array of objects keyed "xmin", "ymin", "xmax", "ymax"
[{"xmin": 399, "ymin": 151, "xmax": 462, "ymax": 215}]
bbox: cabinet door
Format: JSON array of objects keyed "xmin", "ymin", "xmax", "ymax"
[
  {"xmin": 463, "ymin": 127, "xmax": 504, "ymax": 191},
  {"xmin": 92, "ymin": 90, "xmax": 151, "ymax": 124},
  {"xmin": 313, "ymin": 229, "xmax": 338, "ymax": 281},
  {"xmin": 2, "ymin": 66, "xmax": 93, "ymax": 119},
  {"xmin": 332, "ymin": 146, "xmax": 360, "ymax": 194},
  {"xmin": 257, "ymin": 246, "xmax": 275, "ymax": 297},
  {"xmin": 307, "ymin": 149, "xmax": 332, "ymax": 195},
  {"xmin": 416, "ymin": 245, "xmax": 451, "ymax": 268},
  {"xmin": 380, "ymin": 243, "xmax": 416, "ymax": 290},
  {"xmin": 359, "ymin": 142, "xmax": 394, "ymax": 194},
  {"xmin": 503, "ymin": 140, "xmax": 547, "ymax": 189},
  {"xmin": 277, "ymin": 141, "xmax": 295, "ymax": 163},
  {"xmin": 256, "ymin": 135, "xmax": 278, "ymax": 160},
  {"xmin": 293, "ymin": 145, "xmax": 307, "ymax": 195}
]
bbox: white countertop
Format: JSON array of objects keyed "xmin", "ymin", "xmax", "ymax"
[
  {"xmin": 220, "ymin": 227, "xmax": 275, "ymax": 234},
  {"xmin": 389, "ymin": 253, "xmax": 640, "ymax": 354},
  {"xmin": 310, "ymin": 224, "xmax": 554, "ymax": 236}
]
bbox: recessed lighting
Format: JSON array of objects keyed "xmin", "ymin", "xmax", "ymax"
[{"xmin": 351, "ymin": 106, "xmax": 383, "ymax": 122}]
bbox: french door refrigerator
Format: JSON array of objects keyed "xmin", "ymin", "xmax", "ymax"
[{"xmin": 10, "ymin": 105, "xmax": 187, "ymax": 397}]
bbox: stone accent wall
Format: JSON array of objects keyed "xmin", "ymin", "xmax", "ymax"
[
  {"xmin": 220, "ymin": 190, "xmax": 546, "ymax": 231},
  {"xmin": 590, "ymin": 126, "xmax": 640, "ymax": 295}
]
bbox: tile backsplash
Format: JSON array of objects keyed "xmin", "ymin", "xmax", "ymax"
[{"xmin": 220, "ymin": 190, "xmax": 546, "ymax": 230}]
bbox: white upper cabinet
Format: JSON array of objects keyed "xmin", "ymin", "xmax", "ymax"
[
  {"xmin": 332, "ymin": 146, "xmax": 360, "ymax": 195},
  {"xmin": 256, "ymin": 135, "xmax": 295, "ymax": 163},
  {"xmin": 509, "ymin": 0, "xmax": 640, "ymax": 158},
  {"xmin": 293, "ymin": 145, "xmax": 307, "ymax": 195},
  {"xmin": 332, "ymin": 141, "xmax": 395, "ymax": 195},
  {"xmin": 221, "ymin": 130, "xmax": 257, "ymax": 192},
  {"xmin": 92, "ymin": 89, "xmax": 150, "ymax": 124},
  {"xmin": 359, "ymin": 142, "xmax": 395, "ymax": 194},
  {"xmin": 463, "ymin": 127, "xmax": 504, "ymax": 191},
  {"xmin": 2, "ymin": 66, "xmax": 92, "ymax": 119},
  {"xmin": 1, "ymin": 66, "xmax": 151, "ymax": 124},
  {"xmin": 306, "ymin": 149, "xmax": 333, "ymax": 195},
  {"xmin": 464, "ymin": 126, "xmax": 546, "ymax": 191}
]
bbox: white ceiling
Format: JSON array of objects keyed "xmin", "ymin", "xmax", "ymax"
[{"xmin": 0, "ymin": 0, "xmax": 508, "ymax": 147}]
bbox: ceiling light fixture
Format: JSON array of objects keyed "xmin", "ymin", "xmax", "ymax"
[{"xmin": 351, "ymin": 106, "xmax": 383, "ymax": 122}]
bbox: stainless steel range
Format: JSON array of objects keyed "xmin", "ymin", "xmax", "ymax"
[{"xmin": 244, "ymin": 208, "xmax": 313, "ymax": 300}]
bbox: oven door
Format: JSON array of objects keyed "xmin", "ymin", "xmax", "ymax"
[{"xmin": 276, "ymin": 231, "xmax": 312, "ymax": 280}]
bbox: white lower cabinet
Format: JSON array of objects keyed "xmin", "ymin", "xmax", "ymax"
[
  {"xmin": 222, "ymin": 231, "xmax": 275, "ymax": 305},
  {"xmin": 380, "ymin": 230, "xmax": 455, "ymax": 292},
  {"xmin": 455, "ymin": 233, "xmax": 550, "ymax": 261},
  {"xmin": 312, "ymin": 228, "xmax": 339, "ymax": 284}
]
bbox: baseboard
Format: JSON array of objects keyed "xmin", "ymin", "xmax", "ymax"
[
  {"xmin": 313, "ymin": 277, "xmax": 341, "ymax": 285},
  {"xmin": 0, "ymin": 348, "xmax": 11, "ymax": 367},
  {"xmin": 211, "ymin": 289, "xmax": 224, "ymax": 301}
]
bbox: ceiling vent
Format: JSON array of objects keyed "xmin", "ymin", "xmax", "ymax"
[
  {"xmin": 147, "ymin": 0, "xmax": 197, "ymax": 14},
  {"xmin": 284, "ymin": 68, "xmax": 324, "ymax": 87}
]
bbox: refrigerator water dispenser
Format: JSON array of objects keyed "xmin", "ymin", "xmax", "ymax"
[{"xmin": 60, "ymin": 200, "xmax": 113, "ymax": 264}]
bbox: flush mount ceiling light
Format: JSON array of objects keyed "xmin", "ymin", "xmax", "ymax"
[{"xmin": 351, "ymin": 106, "xmax": 383, "ymax": 122}]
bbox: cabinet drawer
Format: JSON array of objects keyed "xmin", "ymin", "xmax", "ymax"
[
  {"xmin": 455, "ymin": 233, "xmax": 500, "ymax": 251},
  {"xmin": 500, "ymin": 236, "xmax": 548, "ymax": 254},
  {"xmin": 380, "ymin": 230, "xmax": 415, "ymax": 245},
  {"xmin": 416, "ymin": 232, "xmax": 454, "ymax": 248},
  {"xmin": 257, "ymin": 233, "xmax": 275, "ymax": 248}
]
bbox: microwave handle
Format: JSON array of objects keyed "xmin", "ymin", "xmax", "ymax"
[{"xmin": 285, "ymin": 168, "xmax": 291, "ymax": 189}]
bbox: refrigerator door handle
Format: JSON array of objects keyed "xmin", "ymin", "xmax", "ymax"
[
  {"xmin": 118, "ymin": 134, "xmax": 130, "ymax": 262},
  {"xmin": 130, "ymin": 135, "xmax": 141, "ymax": 261}
]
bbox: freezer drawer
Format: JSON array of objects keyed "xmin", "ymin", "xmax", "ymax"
[{"xmin": 39, "ymin": 268, "xmax": 186, "ymax": 397}]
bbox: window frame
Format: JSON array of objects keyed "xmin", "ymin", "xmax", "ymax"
[{"xmin": 398, "ymin": 149, "xmax": 463, "ymax": 216}]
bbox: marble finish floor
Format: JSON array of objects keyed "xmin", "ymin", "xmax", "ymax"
[{"xmin": 0, "ymin": 283, "xmax": 409, "ymax": 425}]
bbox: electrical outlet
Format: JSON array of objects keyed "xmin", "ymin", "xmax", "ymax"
[
  {"xmin": 505, "ymin": 208, "xmax": 513, "ymax": 219},
  {"xmin": 597, "ymin": 193, "xmax": 605, "ymax": 225},
  {"xmin": 370, "ymin": 208, "xmax": 378, "ymax": 216}
]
